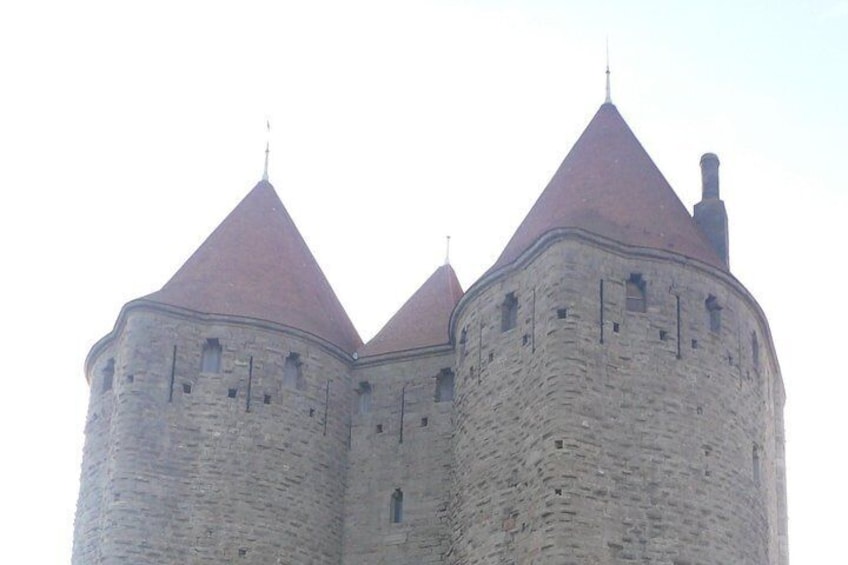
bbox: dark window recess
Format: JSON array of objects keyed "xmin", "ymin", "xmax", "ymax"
[
  {"xmin": 659, "ymin": 330, "xmax": 668, "ymax": 341},
  {"xmin": 459, "ymin": 327, "xmax": 468, "ymax": 356},
  {"xmin": 625, "ymin": 274, "xmax": 647, "ymax": 313},
  {"xmin": 692, "ymin": 339, "xmax": 699, "ymax": 349},
  {"xmin": 201, "ymin": 338, "xmax": 222, "ymax": 373},
  {"xmin": 101, "ymin": 359, "xmax": 115, "ymax": 393},
  {"xmin": 522, "ymin": 334, "xmax": 530, "ymax": 345},
  {"xmin": 376, "ymin": 424, "xmax": 383, "ymax": 434},
  {"xmin": 390, "ymin": 488, "xmax": 403, "ymax": 523},
  {"xmin": 501, "ymin": 292, "xmax": 518, "ymax": 332},
  {"xmin": 358, "ymin": 382, "xmax": 372, "ymax": 414},
  {"xmin": 126, "ymin": 374, "xmax": 134, "ymax": 383},
  {"xmin": 613, "ymin": 322, "xmax": 620, "ymax": 333},
  {"xmin": 182, "ymin": 383, "xmax": 192, "ymax": 394},
  {"xmin": 309, "ymin": 408, "xmax": 315, "ymax": 417},
  {"xmin": 283, "ymin": 353, "xmax": 303, "ymax": 389},
  {"xmin": 238, "ymin": 548, "xmax": 247, "ymax": 557},
  {"xmin": 421, "ymin": 417, "xmax": 429, "ymax": 427},
  {"xmin": 227, "ymin": 388, "xmax": 237, "ymax": 399},
  {"xmin": 554, "ymin": 440, "xmax": 563, "ymax": 449},
  {"xmin": 696, "ymin": 406, "xmax": 703, "ymax": 415},
  {"xmin": 263, "ymin": 394, "xmax": 271, "ymax": 405},
  {"xmin": 554, "ymin": 488, "xmax": 563, "ymax": 496},
  {"xmin": 488, "ymin": 351, "xmax": 494, "ymax": 363},
  {"xmin": 435, "ymin": 369, "xmax": 455, "ymax": 403},
  {"xmin": 557, "ymin": 308, "xmax": 568, "ymax": 319},
  {"xmin": 706, "ymin": 295, "xmax": 722, "ymax": 332}
]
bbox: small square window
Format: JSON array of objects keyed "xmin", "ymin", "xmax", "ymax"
[{"xmin": 227, "ymin": 388, "xmax": 237, "ymax": 399}]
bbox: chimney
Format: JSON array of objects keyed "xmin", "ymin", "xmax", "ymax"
[{"xmin": 694, "ymin": 153, "xmax": 729, "ymax": 268}]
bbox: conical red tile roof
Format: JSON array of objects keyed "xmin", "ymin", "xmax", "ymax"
[
  {"xmin": 488, "ymin": 103, "xmax": 724, "ymax": 273},
  {"xmin": 145, "ymin": 180, "xmax": 362, "ymax": 353},
  {"xmin": 358, "ymin": 264, "xmax": 464, "ymax": 357}
]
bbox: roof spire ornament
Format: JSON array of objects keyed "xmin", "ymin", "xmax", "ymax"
[
  {"xmin": 605, "ymin": 40, "xmax": 612, "ymax": 104},
  {"xmin": 444, "ymin": 235, "xmax": 451, "ymax": 265},
  {"xmin": 262, "ymin": 119, "xmax": 271, "ymax": 182}
]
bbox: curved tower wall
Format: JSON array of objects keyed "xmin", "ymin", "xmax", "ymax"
[
  {"xmin": 450, "ymin": 236, "xmax": 786, "ymax": 564},
  {"xmin": 73, "ymin": 305, "xmax": 353, "ymax": 564}
]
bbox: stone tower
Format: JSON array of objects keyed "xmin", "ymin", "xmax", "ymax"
[
  {"xmin": 447, "ymin": 102, "xmax": 787, "ymax": 564},
  {"xmin": 74, "ymin": 98, "xmax": 787, "ymax": 564},
  {"xmin": 74, "ymin": 182, "xmax": 362, "ymax": 563}
]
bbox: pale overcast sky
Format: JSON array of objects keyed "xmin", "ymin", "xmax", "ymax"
[{"xmin": 1, "ymin": 1, "xmax": 845, "ymax": 562}]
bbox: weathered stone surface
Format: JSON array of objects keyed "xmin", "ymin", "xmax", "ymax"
[
  {"xmin": 450, "ymin": 236, "xmax": 786, "ymax": 564},
  {"xmin": 74, "ymin": 233, "xmax": 787, "ymax": 564},
  {"xmin": 75, "ymin": 308, "xmax": 352, "ymax": 564}
]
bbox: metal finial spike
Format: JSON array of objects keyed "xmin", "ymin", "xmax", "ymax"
[
  {"xmin": 605, "ymin": 39, "xmax": 612, "ymax": 104},
  {"xmin": 262, "ymin": 120, "xmax": 270, "ymax": 182},
  {"xmin": 444, "ymin": 235, "xmax": 451, "ymax": 265}
]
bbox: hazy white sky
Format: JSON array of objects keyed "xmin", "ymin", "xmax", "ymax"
[{"xmin": 1, "ymin": 1, "xmax": 845, "ymax": 562}]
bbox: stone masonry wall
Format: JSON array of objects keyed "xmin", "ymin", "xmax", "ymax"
[
  {"xmin": 342, "ymin": 349, "xmax": 454, "ymax": 565},
  {"xmin": 74, "ymin": 307, "xmax": 352, "ymax": 564},
  {"xmin": 450, "ymin": 237, "xmax": 785, "ymax": 565}
]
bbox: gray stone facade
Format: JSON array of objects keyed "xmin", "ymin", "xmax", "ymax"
[
  {"xmin": 73, "ymin": 102, "xmax": 787, "ymax": 564},
  {"xmin": 75, "ymin": 235, "xmax": 787, "ymax": 564},
  {"xmin": 450, "ymin": 234, "xmax": 786, "ymax": 564}
]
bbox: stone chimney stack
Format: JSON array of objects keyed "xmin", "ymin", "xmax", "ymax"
[{"xmin": 694, "ymin": 153, "xmax": 729, "ymax": 268}]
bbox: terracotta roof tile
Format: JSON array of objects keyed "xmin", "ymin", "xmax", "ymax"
[
  {"xmin": 358, "ymin": 264, "xmax": 464, "ymax": 357},
  {"xmin": 488, "ymin": 103, "xmax": 724, "ymax": 273},
  {"xmin": 145, "ymin": 181, "xmax": 362, "ymax": 353}
]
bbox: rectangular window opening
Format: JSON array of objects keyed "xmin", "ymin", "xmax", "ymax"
[
  {"xmin": 227, "ymin": 388, "xmax": 237, "ymax": 399},
  {"xmin": 283, "ymin": 352, "xmax": 303, "ymax": 389},
  {"xmin": 201, "ymin": 338, "xmax": 222, "ymax": 373},
  {"xmin": 435, "ymin": 369, "xmax": 455, "ymax": 403},
  {"xmin": 625, "ymin": 274, "xmax": 647, "ymax": 313},
  {"xmin": 390, "ymin": 488, "xmax": 403, "ymax": 523},
  {"xmin": 501, "ymin": 292, "xmax": 518, "ymax": 332},
  {"xmin": 358, "ymin": 381, "xmax": 372, "ymax": 414},
  {"xmin": 706, "ymin": 295, "xmax": 722, "ymax": 332}
]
